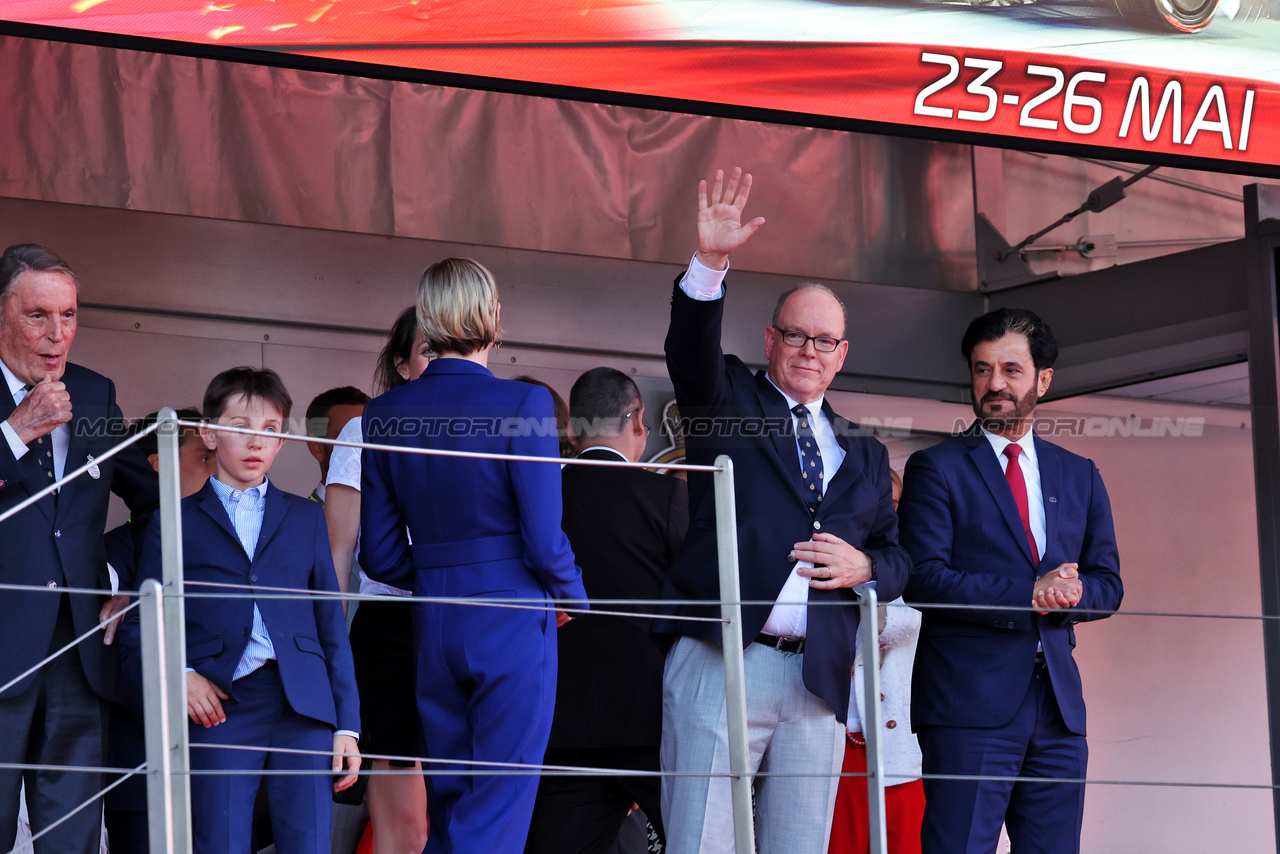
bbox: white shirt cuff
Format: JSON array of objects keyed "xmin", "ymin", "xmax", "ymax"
[
  {"xmin": 679, "ymin": 253, "xmax": 729, "ymax": 301},
  {"xmin": 1, "ymin": 420, "xmax": 28, "ymax": 460},
  {"xmin": 334, "ymin": 729, "xmax": 360, "ymax": 740},
  {"xmin": 107, "ymin": 563, "xmax": 120, "ymax": 595}
]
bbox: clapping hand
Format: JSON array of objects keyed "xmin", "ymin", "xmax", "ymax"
[{"xmin": 695, "ymin": 167, "xmax": 766, "ymax": 271}]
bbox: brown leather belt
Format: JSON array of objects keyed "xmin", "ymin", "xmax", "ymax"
[{"xmin": 754, "ymin": 633, "xmax": 805, "ymax": 654}]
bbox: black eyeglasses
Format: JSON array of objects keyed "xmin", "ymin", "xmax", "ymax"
[{"xmin": 773, "ymin": 327, "xmax": 844, "ymax": 353}]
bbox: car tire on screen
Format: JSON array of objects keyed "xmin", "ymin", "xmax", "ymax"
[{"xmin": 1114, "ymin": 0, "xmax": 1220, "ymax": 31}]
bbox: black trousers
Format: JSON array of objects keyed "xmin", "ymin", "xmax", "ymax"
[
  {"xmin": 525, "ymin": 746, "xmax": 663, "ymax": 854},
  {"xmin": 0, "ymin": 596, "xmax": 107, "ymax": 854}
]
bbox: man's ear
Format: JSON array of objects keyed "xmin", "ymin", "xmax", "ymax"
[
  {"xmin": 146, "ymin": 453, "xmax": 161, "ymax": 475},
  {"xmin": 306, "ymin": 441, "xmax": 326, "ymax": 464}
]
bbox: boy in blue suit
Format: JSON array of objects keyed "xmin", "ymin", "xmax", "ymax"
[{"xmin": 127, "ymin": 367, "xmax": 361, "ymax": 854}]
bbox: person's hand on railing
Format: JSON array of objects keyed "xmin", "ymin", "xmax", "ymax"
[
  {"xmin": 791, "ymin": 533, "xmax": 875, "ymax": 589},
  {"xmin": 99, "ymin": 594, "xmax": 130, "ymax": 645},
  {"xmin": 695, "ymin": 167, "xmax": 766, "ymax": 272},
  {"xmin": 1032, "ymin": 563, "xmax": 1082, "ymax": 615},
  {"xmin": 187, "ymin": 671, "xmax": 229, "ymax": 728},
  {"xmin": 331, "ymin": 734, "xmax": 361, "ymax": 793},
  {"xmin": 555, "ymin": 610, "xmax": 573, "ymax": 628},
  {"xmin": 6, "ymin": 377, "xmax": 72, "ymax": 445}
]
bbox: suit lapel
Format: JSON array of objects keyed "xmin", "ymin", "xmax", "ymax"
[
  {"xmin": 1036, "ymin": 436, "xmax": 1060, "ymax": 560},
  {"xmin": 964, "ymin": 428, "xmax": 1037, "ymax": 567},
  {"xmin": 57, "ymin": 370, "xmax": 90, "ymax": 519},
  {"xmin": 253, "ymin": 482, "xmax": 288, "ymax": 563},
  {"xmin": 198, "ymin": 483, "xmax": 243, "ymax": 550},
  {"xmin": 753, "ymin": 372, "xmax": 807, "ymax": 504},
  {"xmin": 817, "ymin": 402, "xmax": 862, "ymax": 511}
]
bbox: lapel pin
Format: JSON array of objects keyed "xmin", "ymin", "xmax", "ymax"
[{"xmin": 86, "ymin": 454, "xmax": 100, "ymax": 480}]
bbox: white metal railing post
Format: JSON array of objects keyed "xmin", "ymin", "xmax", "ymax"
[
  {"xmin": 156, "ymin": 407, "xmax": 192, "ymax": 851},
  {"xmin": 139, "ymin": 579, "xmax": 175, "ymax": 854},
  {"xmin": 713, "ymin": 455, "xmax": 756, "ymax": 854},
  {"xmin": 858, "ymin": 587, "xmax": 887, "ymax": 854}
]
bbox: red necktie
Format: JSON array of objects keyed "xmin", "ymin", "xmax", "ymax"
[{"xmin": 1004, "ymin": 444, "xmax": 1038, "ymax": 561}]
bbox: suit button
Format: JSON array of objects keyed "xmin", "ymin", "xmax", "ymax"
[
  {"xmin": 54, "ymin": 530, "xmax": 61, "ymax": 539},
  {"xmin": 250, "ymin": 574, "xmax": 258, "ymax": 583},
  {"xmin": 886, "ymin": 720, "xmax": 897, "ymax": 729},
  {"xmin": 1008, "ymin": 622, "xmax": 1016, "ymax": 629},
  {"xmin": 0, "ymin": 479, "xmax": 6, "ymax": 488},
  {"xmin": 813, "ymin": 520, "xmax": 821, "ymax": 531},
  {"xmin": 46, "ymin": 581, "xmax": 57, "ymax": 588}
]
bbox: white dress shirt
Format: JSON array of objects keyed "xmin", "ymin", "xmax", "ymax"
[
  {"xmin": 325, "ymin": 415, "xmax": 412, "ymax": 598},
  {"xmin": 980, "ymin": 426, "xmax": 1046, "ymax": 562},
  {"xmin": 679, "ymin": 255, "xmax": 849, "ymax": 638}
]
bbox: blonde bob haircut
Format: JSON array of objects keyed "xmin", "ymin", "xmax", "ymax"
[{"xmin": 416, "ymin": 257, "xmax": 501, "ymax": 356}]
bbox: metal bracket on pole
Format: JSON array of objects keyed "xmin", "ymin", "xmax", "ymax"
[
  {"xmin": 858, "ymin": 588, "xmax": 888, "ymax": 854},
  {"xmin": 713, "ymin": 455, "xmax": 756, "ymax": 854},
  {"xmin": 155, "ymin": 407, "xmax": 192, "ymax": 852}
]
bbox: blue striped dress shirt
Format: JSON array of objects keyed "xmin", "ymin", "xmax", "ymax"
[{"xmin": 209, "ymin": 475, "xmax": 277, "ymax": 680}]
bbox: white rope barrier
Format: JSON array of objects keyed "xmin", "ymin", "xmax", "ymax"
[
  {"xmin": 0, "ymin": 598, "xmax": 140, "ymax": 697},
  {"xmin": 7, "ymin": 762, "xmax": 147, "ymax": 854},
  {"xmin": 0, "ymin": 420, "xmax": 158, "ymax": 526},
  {"xmin": 8, "ymin": 412, "xmax": 1275, "ymax": 854}
]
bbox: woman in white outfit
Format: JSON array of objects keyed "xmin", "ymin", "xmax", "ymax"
[{"xmin": 829, "ymin": 470, "xmax": 925, "ymax": 854}]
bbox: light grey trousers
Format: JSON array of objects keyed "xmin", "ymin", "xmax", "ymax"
[{"xmin": 660, "ymin": 637, "xmax": 844, "ymax": 854}]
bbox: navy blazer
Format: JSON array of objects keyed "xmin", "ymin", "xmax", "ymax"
[
  {"xmin": 0, "ymin": 363, "xmax": 157, "ymax": 701},
  {"xmin": 126, "ymin": 480, "xmax": 360, "ymax": 732},
  {"xmin": 359, "ymin": 358, "xmax": 586, "ymax": 605},
  {"xmin": 656, "ymin": 281, "xmax": 911, "ymax": 724},
  {"xmin": 900, "ymin": 425, "xmax": 1123, "ymax": 735}
]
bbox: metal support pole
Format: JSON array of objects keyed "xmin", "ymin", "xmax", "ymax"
[
  {"xmin": 155, "ymin": 407, "xmax": 192, "ymax": 851},
  {"xmin": 139, "ymin": 580, "xmax": 175, "ymax": 854},
  {"xmin": 713, "ymin": 455, "xmax": 756, "ymax": 854},
  {"xmin": 858, "ymin": 588, "xmax": 887, "ymax": 854}
]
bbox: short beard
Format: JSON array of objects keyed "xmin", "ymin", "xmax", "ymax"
[{"xmin": 971, "ymin": 385, "xmax": 1038, "ymax": 434}]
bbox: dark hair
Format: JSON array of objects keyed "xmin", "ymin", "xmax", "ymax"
[
  {"xmin": 305, "ymin": 386, "xmax": 370, "ymax": 437},
  {"xmin": 569, "ymin": 367, "xmax": 642, "ymax": 440},
  {"xmin": 131, "ymin": 408, "xmax": 203, "ymax": 458},
  {"xmin": 514, "ymin": 375, "xmax": 574, "ymax": 459},
  {"xmin": 0, "ymin": 244, "xmax": 78, "ymax": 299},
  {"xmin": 960, "ymin": 309, "xmax": 1058, "ymax": 372},
  {"xmin": 203, "ymin": 367, "xmax": 293, "ymax": 422},
  {"xmin": 374, "ymin": 307, "xmax": 419, "ymax": 395}
]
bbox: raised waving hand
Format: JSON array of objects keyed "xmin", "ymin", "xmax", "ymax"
[{"xmin": 695, "ymin": 167, "xmax": 766, "ymax": 271}]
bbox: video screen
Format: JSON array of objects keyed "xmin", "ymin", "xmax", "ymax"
[{"xmin": 3, "ymin": 0, "xmax": 1277, "ymax": 171}]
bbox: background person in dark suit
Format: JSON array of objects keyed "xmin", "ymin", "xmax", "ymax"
[
  {"xmin": 899, "ymin": 309, "xmax": 1123, "ymax": 854},
  {"xmin": 525, "ymin": 367, "xmax": 688, "ymax": 854},
  {"xmin": 655, "ymin": 169, "xmax": 911, "ymax": 854},
  {"xmin": 0, "ymin": 243, "xmax": 157, "ymax": 854}
]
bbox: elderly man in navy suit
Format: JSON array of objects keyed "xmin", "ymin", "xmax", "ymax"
[
  {"xmin": 656, "ymin": 169, "xmax": 911, "ymax": 854},
  {"xmin": 0, "ymin": 243, "xmax": 157, "ymax": 854},
  {"xmin": 900, "ymin": 309, "xmax": 1123, "ymax": 854}
]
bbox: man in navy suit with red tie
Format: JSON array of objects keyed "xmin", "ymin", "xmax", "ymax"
[{"xmin": 899, "ymin": 309, "xmax": 1123, "ymax": 854}]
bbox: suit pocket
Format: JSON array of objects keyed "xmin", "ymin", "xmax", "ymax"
[
  {"xmin": 295, "ymin": 635, "xmax": 326, "ymax": 659},
  {"xmin": 187, "ymin": 636, "xmax": 223, "ymax": 662},
  {"xmin": 465, "ymin": 589, "xmax": 517, "ymax": 598}
]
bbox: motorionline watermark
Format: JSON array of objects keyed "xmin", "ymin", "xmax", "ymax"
[{"xmin": 952, "ymin": 415, "xmax": 1207, "ymax": 439}]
